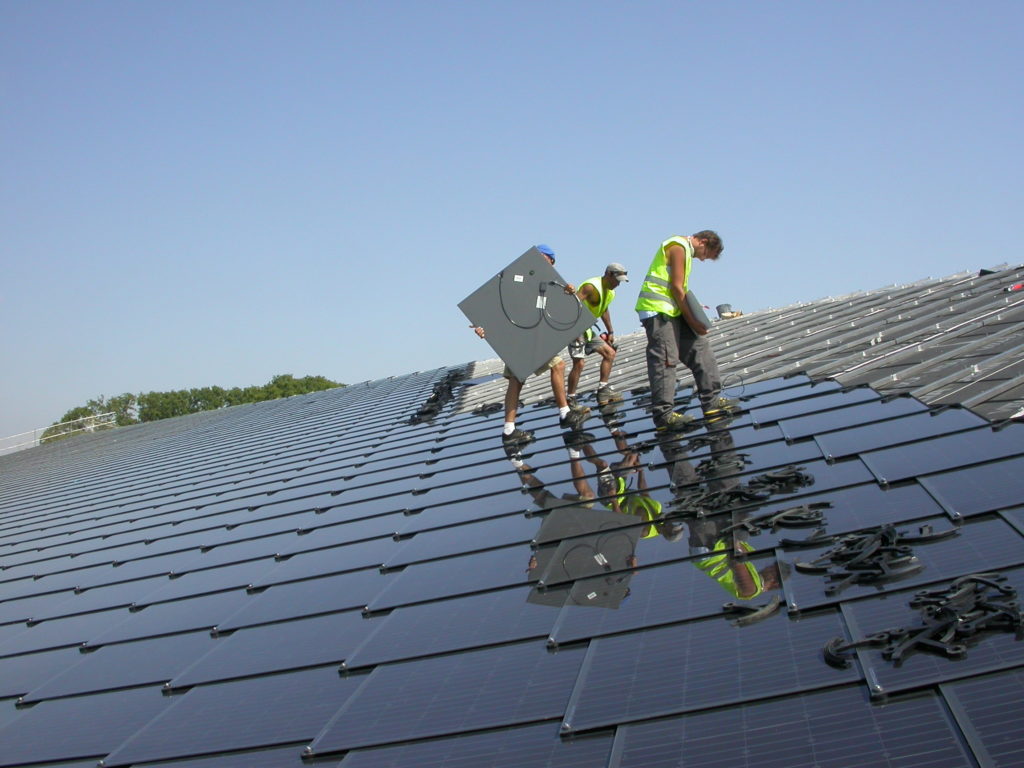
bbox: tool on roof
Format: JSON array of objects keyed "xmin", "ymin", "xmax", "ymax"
[
  {"xmin": 796, "ymin": 523, "xmax": 958, "ymax": 597},
  {"xmin": 823, "ymin": 572, "xmax": 1021, "ymax": 669}
]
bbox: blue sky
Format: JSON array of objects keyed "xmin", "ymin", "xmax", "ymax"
[{"xmin": 2, "ymin": 0, "xmax": 1021, "ymax": 440}]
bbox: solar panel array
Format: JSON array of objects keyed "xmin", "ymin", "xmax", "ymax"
[{"xmin": 2, "ymin": 266, "xmax": 1024, "ymax": 767}]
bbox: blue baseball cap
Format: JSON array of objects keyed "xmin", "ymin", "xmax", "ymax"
[{"xmin": 535, "ymin": 244, "xmax": 555, "ymax": 262}]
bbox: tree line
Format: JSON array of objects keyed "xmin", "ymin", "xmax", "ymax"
[{"xmin": 42, "ymin": 374, "xmax": 343, "ymax": 442}]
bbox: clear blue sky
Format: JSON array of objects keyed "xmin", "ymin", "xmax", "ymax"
[{"xmin": 2, "ymin": 0, "xmax": 1021, "ymax": 439}]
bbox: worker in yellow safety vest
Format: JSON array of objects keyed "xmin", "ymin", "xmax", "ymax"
[
  {"xmin": 567, "ymin": 263, "xmax": 629, "ymax": 407},
  {"xmin": 634, "ymin": 231, "xmax": 739, "ymax": 431}
]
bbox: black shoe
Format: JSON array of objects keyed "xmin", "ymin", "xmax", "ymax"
[
  {"xmin": 559, "ymin": 406, "xmax": 591, "ymax": 431},
  {"xmin": 502, "ymin": 428, "xmax": 535, "ymax": 447}
]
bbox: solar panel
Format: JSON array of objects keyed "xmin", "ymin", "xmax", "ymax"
[
  {"xmin": 343, "ymin": 586, "xmax": 557, "ymax": 670},
  {"xmin": 942, "ymin": 668, "xmax": 1024, "ymax": 768},
  {"xmin": 562, "ymin": 608, "xmax": 860, "ymax": 733},
  {"xmin": 0, "ymin": 645, "xmax": 84, "ymax": 699},
  {"xmin": 613, "ymin": 686, "xmax": 971, "ymax": 768},
  {"xmin": 778, "ymin": 394, "xmax": 929, "ymax": 441},
  {"xmin": 307, "ymin": 640, "xmax": 586, "ymax": 756},
  {"xmin": 0, "ymin": 606, "xmax": 130, "ymax": 657},
  {"xmin": 100, "ymin": 666, "xmax": 363, "ymax": 766},
  {"xmin": 214, "ymin": 569, "xmax": 395, "ymax": 631},
  {"xmin": 124, "ymin": 743, "xmax": 310, "ymax": 767},
  {"xmin": 20, "ymin": 630, "xmax": 218, "ymax": 703},
  {"xmin": 385, "ymin": 513, "xmax": 537, "ymax": 569},
  {"xmin": 366, "ymin": 544, "xmax": 534, "ymax": 613},
  {"xmin": 339, "ymin": 721, "xmax": 612, "ymax": 768},
  {"xmin": 459, "ymin": 247, "xmax": 595, "ymax": 382},
  {"xmin": 170, "ymin": 610, "xmax": 376, "ymax": 688},
  {"xmin": 812, "ymin": 406, "xmax": 986, "ymax": 459},
  {"xmin": 919, "ymin": 456, "xmax": 1024, "ymax": 518},
  {"xmin": 83, "ymin": 590, "xmax": 252, "ymax": 648},
  {"xmin": 861, "ymin": 424, "xmax": 1024, "ymax": 485},
  {"xmin": 550, "ymin": 551, "xmax": 784, "ymax": 647},
  {"xmin": 781, "ymin": 515, "xmax": 1024, "ymax": 614},
  {"xmin": 0, "ymin": 685, "xmax": 172, "ymax": 766},
  {"xmin": 836, "ymin": 566, "xmax": 1024, "ymax": 698}
]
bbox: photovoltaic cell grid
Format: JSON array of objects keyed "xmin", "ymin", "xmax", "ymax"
[{"xmin": 0, "ymin": 313, "xmax": 1022, "ymax": 767}]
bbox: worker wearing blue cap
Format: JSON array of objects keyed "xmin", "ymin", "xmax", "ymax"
[{"xmin": 471, "ymin": 244, "xmax": 590, "ymax": 448}]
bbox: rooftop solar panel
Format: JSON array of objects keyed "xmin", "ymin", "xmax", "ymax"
[
  {"xmin": 342, "ymin": 585, "xmax": 558, "ymax": 670},
  {"xmin": 169, "ymin": 609, "xmax": 376, "ymax": 687},
  {"xmin": 2, "ymin": 265, "xmax": 1023, "ymax": 766},
  {"xmin": 837, "ymin": 566, "xmax": 1024, "ymax": 698},
  {"xmin": 308, "ymin": 640, "xmax": 586, "ymax": 755},
  {"xmin": 612, "ymin": 686, "xmax": 972, "ymax": 768},
  {"xmin": 942, "ymin": 668, "xmax": 1024, "ymax": 768},
  {"xmin": 339, "ymin": 722, "xmax": 612, "ymax": 768},
  {"xmin": 19, "ymin": 629, "xmax": 217, "ymax": 703},
  {"xmin": 0, "ymin": 685, "xmax": 172, "ymax": 767},
  {"xmin": 562, "ymin": 608, "xmax": 860, "ymax": 733},
  {"xmin": 100, "ymin": 666, "xmax": 363, "ymax": 766}
]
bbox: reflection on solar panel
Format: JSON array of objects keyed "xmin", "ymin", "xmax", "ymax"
[{"xmin": 2, "ymin": 264, "xmax": 1024, "ymax": 765}]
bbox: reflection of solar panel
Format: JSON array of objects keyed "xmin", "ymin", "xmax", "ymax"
[{"xmin": 459, "ymin": 247, "xmax": 595, "ymax": 382}]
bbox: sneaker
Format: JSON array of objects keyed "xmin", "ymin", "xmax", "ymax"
[
  {"xmin": 566, "ymin": 394, "xmax": 579, "ymax": 409},
  {"xmin": 655, "ymin": 411, "xmax": 697, "ymax": 432},
  {"xmin": 501, "ymin": 428, "xmax": 535, "ymax": 448},
  {"xmin": 596, "ymin": 385, "xmax": 623, "ymax": 405},
  {"xmin": 559, "ymin": 406, "xmax": 591, "ymax": 431}
]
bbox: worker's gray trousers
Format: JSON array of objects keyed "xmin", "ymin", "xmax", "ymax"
[{"xmin": 641, "ymin": 314, "xmax": 722, "ymax": 422}]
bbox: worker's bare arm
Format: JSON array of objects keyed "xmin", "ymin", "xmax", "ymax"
[{"xmin": 666, "ymin": 243, "xmax": 708, "ymax": 335}]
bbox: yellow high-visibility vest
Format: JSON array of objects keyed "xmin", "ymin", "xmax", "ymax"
[{"xmin": 634, "ymin": 236, "xmax": 692, "ymax": 318}]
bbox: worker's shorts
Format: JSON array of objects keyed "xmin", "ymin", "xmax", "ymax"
[
  {"xmin": 568, "ymin": 335, "xmax": 606, "ymax": 359},
  {"xmin": 503, "ymin": 355, "xmax": 562, "ymax": 381}
]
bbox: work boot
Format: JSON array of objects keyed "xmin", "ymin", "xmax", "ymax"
[
  {"xmin": 655, "ymin": 411, "xmax": 698, "ymax": 432},
  {"xmin": 502, "ymin": 428, "xmax": 535, "ymax": 448},
  {"xmin": 703, "ymin": 396, "xmax": 741, "ymax": 421},
  {"xmin": 596, "ymin": 385, "xmax": 623, "ymax": 405},
  {"xmin": 562, "ymin": 430, "xmax": 597, "ymax": 450},
  {"xmin": 559, "ymin": 405, "xmax": 591, "ymax": 432}
]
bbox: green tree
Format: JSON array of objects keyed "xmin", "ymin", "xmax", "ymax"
[{"xmin": 50, "ymin": 374, "xmax": 343, "ymax": 435}]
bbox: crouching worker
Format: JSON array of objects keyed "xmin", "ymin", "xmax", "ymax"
[{"xmin": 567, "ymin": 263, "xmax": 629, "ymax": 406}]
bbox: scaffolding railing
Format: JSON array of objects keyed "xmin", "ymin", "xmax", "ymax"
[{"xmin": 0, "ymin": 412, "xmax": 118, "ymax": 456}]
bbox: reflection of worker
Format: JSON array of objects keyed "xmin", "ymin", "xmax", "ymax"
[
  {"xmin": 689, "ymin": 514, "xmax": 782, "ymax": 600},
  {"xmin": 567, "ymin": 264, "xmax": 629, "ymax": 406},
  {"xmin": 635, "ymin": 231, "xmax": 738, "ymax": 431},
  {"xmin": 472, "ymin": 244, "xmax": 589, "ymax": 447}
]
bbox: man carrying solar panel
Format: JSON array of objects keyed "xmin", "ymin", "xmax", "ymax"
[
  {"xmin": 471, "ymin": 244, "xmax": 591, "ymax": 448},
  {"xmin": 635, "ymin": 231, "xmax": 740, "ymax": 431}
]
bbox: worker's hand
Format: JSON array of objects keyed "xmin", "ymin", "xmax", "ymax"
[
  {"xmin": 563, "ymin": 283, "xmax": 576, "ymax": 295},
  {"xmin": 606, "ymin": 332, "xmax": 615, "ymax": 346},
  {"xmin": 471, "ymin": 325, "xmax": 486, "ymax": 339}
]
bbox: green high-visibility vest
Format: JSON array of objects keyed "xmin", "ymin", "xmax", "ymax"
[
  {"xmin": 622, "ymin": 493, "xmax": 663, "ymax": 539},
  {"xmin": 634, "ymin": 236, "xmax": 692, "ymax": 318},
  {"xmin": 696, "ymin": 539, "xmax": 765, "ymax": 599},
  {"xmin": 580, "ymin": 277, "xmax": 615, "ymax": 318}
]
